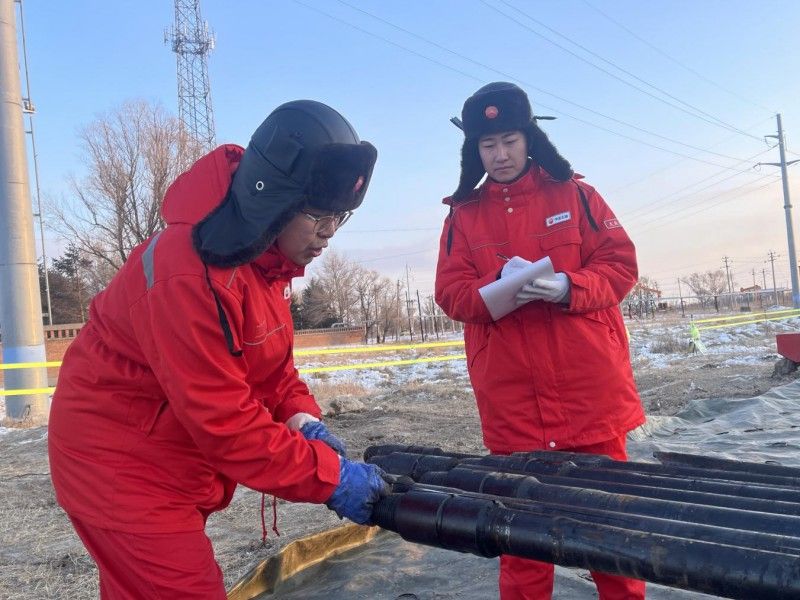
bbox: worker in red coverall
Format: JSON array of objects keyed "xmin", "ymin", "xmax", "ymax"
[
  {"xmin": 435, "ymin": 82, "xmax": 647, "ymax": 600},
  {"xmin": 48, "ymin": 100, "xmax": 387, "ymax": 599}
]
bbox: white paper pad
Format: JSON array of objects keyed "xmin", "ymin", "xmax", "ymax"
[{"xmin": 478, "ymin": 256, "xmax": 555, "ymax": 320}]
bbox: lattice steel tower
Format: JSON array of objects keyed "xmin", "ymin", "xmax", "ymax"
[{"xmin": 165, "ymin": 0, "xmax": 216, "ymax": 151}]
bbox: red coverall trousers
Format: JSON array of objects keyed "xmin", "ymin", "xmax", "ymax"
[
  {"xmin": 70, "ymin": 517, "xmax": 227, "ymax": 599},
  {"xmin": 498, "ymin": 435, "xmax": 647, "ymax": 600}
]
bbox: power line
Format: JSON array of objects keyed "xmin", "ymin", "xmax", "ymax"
[
  {"xmin": 634, "ymin": 174, "xmax": 781, "ymax": 233},
  {"xmin": 303, "ymin": 0, "xmax": 761, "ymax": 170},
  {"xmin": 609, "ymin": 116, "xmax": 774, "ymax": 194},
  {"xmin": 622, "ymin": 148, "xmax": 772, "ymax": 222},
  {"xmin": 490, "ymin": 0, "xmax": 763, "ymax": 141},
  {"xmin": 580, "ymin": 0, "xmax": 775, "ymax": 114}
]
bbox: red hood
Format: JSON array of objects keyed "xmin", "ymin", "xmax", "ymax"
[{"xmin": 161, "ymin": 144, "xmax": 244, "ymax": 225}]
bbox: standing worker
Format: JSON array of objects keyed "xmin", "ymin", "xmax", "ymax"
[
  {"xmin": 48, "ymin": 100, "xmax": 387, "ymax": 599},
  {"xmin": 435, "ymin": 82, "xmax": 646, "ymax": 599}
]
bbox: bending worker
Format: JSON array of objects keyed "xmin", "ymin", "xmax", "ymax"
[
  {"xmin": 48, "ymin": 100, "xmax": 387, "ymax": 598},
  {"xmin": 435, "ymin": 82, "xmax": 647, "ymax": 599}
]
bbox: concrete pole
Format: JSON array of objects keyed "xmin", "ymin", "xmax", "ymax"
[
  {"xmin": 776, "ymin": 114, "xmax": 800, "ymax": 308},
  {"xmin": 0, "ymin": 0, "xmax": 48, "ymax": 423},
  {"xmin": 759, "ymin": 115, "xmax": 800, "ymax": 308}
]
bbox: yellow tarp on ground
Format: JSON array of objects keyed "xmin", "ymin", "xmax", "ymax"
[{"xmin": 227, "ymin": 524, "xmax": 380, "ymax": 599}]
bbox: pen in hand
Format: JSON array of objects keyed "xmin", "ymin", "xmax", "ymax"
[{"xmin": 497, "ymin": 253, "xmax": 511, "ymax": 262}]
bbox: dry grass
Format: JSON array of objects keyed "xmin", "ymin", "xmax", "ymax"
[
  {"xmin": 307, "ymin": 381, "xmax": 370, "ymax": 402},
  {"xmin": 649, "ymin": 333, "xmax": 687, "ymax": 354}
]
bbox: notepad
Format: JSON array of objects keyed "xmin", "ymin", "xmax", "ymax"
[{"xmin": 478, "ymin": 256, "xmax": 555, "ymax": 320}]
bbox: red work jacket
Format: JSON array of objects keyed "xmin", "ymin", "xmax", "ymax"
[
  {"xmin": 435, "ymin": 166, "xmax": 645, "ymax": 453},
  {"xmin": 48, "ymin": 145, "xmax": 340, "ymax": 534}
]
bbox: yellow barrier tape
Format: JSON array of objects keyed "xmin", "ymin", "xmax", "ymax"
[
  {"xmin": 697, "ymin": 313, "xmax": 800, "ymax": 331},
  {"xmin": 693, "ymin": 308, "xmax": 800, "ymax": 325},
  {"xmin": 0, "ymin": 341, "xmax": 466, "ymax": 371},
  {"xmin": 0, "ymin": 354, "xmax": 468, "ymax": 396},
  {"xmin": 300, "ymin": 353, "xmax": 466, "ymax": 374},
  {"xmin": 0, "ymin": 361, "xmax": 62, "ymax": 370},
  {"xmin": 294, "ymin": 340, "xmax": 464, "ymax": 356},
  {"xmin": 1, "ymin": 387, "xmax": 55, "ymax": 396}
]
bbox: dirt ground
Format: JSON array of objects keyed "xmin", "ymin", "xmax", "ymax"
[{"xmin": 0, "ymin": 315, "xmax": 794, "ymax": 599}]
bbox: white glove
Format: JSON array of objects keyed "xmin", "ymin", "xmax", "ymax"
[
  {"xmin": 516, "ymin": 273, "xmax": 571, "ymax": 305},
  {"xmin": 500, "ymin": 256, "xmax": 532, "ymax": 278},
  {"xmin": 285, "ymin": 412, "xmax": 319, "ymax": 431}
]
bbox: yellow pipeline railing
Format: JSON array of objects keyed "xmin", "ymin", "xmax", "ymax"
[{"xmin": 0, "ymin": 341, "xmax": 467, "ymax": 397}]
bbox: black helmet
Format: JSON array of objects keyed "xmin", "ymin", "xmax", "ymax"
[
  {"xmin": 194, "ymin": 100, "xmax": 377, "ymax": 267},
  {"xmin": 452, "ymin": 82, "xmax": 572, "ymax": 201}
]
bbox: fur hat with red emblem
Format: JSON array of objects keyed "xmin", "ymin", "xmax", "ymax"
[
  {"xmin": 194, "ymin": 100, "xmax": 377, "ymax": 267},
  {"xmin": 452, "ymin": 82, "xmax": 572, "ymax": 201}
]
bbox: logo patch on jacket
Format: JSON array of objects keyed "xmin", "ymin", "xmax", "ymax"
[
  {"xmin": 545, "ymin": 211, "xmax": 571, "ymax": 227},
  {"xmin": 604, "ymin": 218, "xmax": 621, "ymax": 230}
]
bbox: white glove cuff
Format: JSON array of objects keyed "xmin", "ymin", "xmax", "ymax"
[{"xmin": 285, "ymin": 412, "xmax": 320, "ymax": 431}]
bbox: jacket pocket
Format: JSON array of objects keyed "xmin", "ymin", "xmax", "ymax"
[
  {"xmin": 581, "ymin": 310, "xmax": 623, "ymax": 351},
  {"xmin": 465, "ymin": 324, "xmax": 489, "ymax": 370},
  {"xmin": 468, "ymin": 237, "xmax": 511, "ymax": 275},
  {"xmin": 537, "ymin": 226, "xmax": 582, "ymax": 271}
]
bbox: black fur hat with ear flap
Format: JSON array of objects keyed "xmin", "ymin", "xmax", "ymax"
[
  {"xmin": 452, "ymin": 82, "xmax": 572, "ymax": 201},
  {"xmin": 193, "ymin": 100, "xmax": 377, "ymax": 267}
]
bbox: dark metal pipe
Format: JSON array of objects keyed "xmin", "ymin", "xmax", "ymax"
[
  {"xmin": 418, "ymin": 468, "xmax": 800, "ymax": 548},
  {"xmin": 363, "ymin": 444, "xmax": 474, "ymax": 462},
  {"xmin": 655, "ymin": 450, "xmax": 800, "ymax": 478},
  {"xmin": 467, "ymin": 456, "xmax": 800, "ymax": 503},
  {"xmin": 369, "ymin": 452, "xmax": 800, "ymax": 516},
  {"xmin": 516, "ymin": 450, "xmax": 800, "ymax": 489},
  {"xmin": 365, "ymin": 444, "xmax": 800, "ymax": 489},
  {"xmin": 371, "ymin": 488, "xmax": 800, "ymax": 600}
]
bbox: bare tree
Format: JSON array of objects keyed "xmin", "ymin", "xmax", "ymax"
[
  {"xmin": 49, "ymin": 100, "xmax": 203, "ymax": 280},
  {"xmin": 314, "ymin": 251, "xmax": 361, "ymax": 324},
  {"xmin": 624, "ymin": 276, "xmax": 662, "ymax": 318},
  {"xmin": 300, "ymin": 277, "xmax": 338, "ymax": 328},
  {"xmin": 685, "ymin": 270, "xmax": 727, "ymax": 298}
]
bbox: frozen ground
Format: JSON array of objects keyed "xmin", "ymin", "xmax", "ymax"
[{"xmin": 0, "ymin": 312, "xmax": 798, "ymax": 598}]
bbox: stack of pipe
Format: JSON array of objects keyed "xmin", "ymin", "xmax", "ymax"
[{"xmin": 365, "ymin": 444, "xmax": 800, "ymax": 600}]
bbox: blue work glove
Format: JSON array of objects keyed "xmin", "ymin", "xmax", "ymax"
[
  {"xmin": 326, "ymin": 457, "xmax": 389, "ymax": 525},
  {"xmin": 300, "ymin": 421, "xmax": 347, "ymax": 456}
]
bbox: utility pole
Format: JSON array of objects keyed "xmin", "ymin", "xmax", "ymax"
[
  {"xmin": 758, "ymin": 114, "xmax": 800, "ymax": 308},
  {"xmin": 416, "ymin": 289, "xmax": 426, "ymax": 342},
  {"xmin": 762, "ymin": 268, "xmax": 768, "ymax": 308},
  {"xmin": 395, "ymin": 280, "xmax": 401, "ymax": 341},
  {"xmin": 676, "ymin": 278, "xmax": 686, "ymax": 318},
  {"xmin": 16, "ymin": 0, "xmax": 50, "ymax": 326},
  {"xmin": 0, "ymin": 0, "xmax": 49, "ymax": 423},
  {"xmin": 405, "ymin": 265, "xmax": 414, "ymax": 341},
  {"xmin": 768, "ymin": 251, "xmax": 779, "ymax": 306},
  {"xmin": 428, "ymin": 295, "xmax": 440, "ymax": 340},
  {"xmin": 722, "ymin": 256, "xmax": 733, "ymax": 309}
]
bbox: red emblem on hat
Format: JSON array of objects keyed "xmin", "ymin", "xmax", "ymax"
[
  {"xmin": 485, "ymin": 105, "xmax": 499, "ymax": 119},
  {"xmin": 353, "ymin": 176, "xmax": 365, "ymax": 193}
]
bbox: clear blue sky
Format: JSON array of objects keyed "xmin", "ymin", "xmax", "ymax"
[{"xmin": 17, "ymin": 0, "xmax": 800, "ymax": 297}]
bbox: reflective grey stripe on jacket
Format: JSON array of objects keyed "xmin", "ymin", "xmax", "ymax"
[{"xmin": 141, "ymin": 231, "xmax": 163, "ymax": 289}]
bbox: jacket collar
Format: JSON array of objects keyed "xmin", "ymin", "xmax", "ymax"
[
  {"xmin": 253, "ymin": 245, "xmax": 305, "ymax": 281},
  {"xmin": 481, "ymin": 163, "xmax": 543, "ymax": 200}
]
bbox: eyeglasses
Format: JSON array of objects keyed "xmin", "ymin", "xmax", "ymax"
[{"xmin": 299, "ymin": 210, "xmax": 353, "ymax": 233}]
